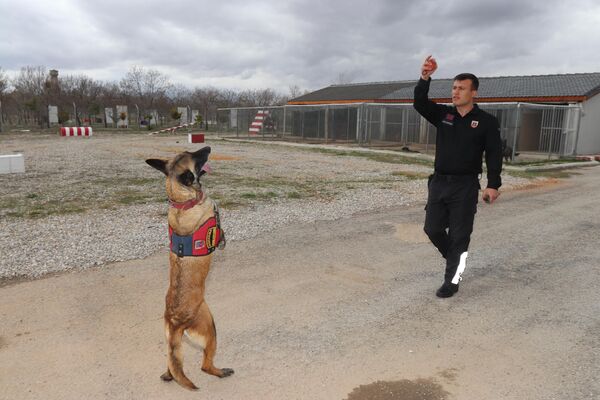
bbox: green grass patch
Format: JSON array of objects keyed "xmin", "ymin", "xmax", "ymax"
[
  {"xmin": 507, "ymin": 157, "xmax": 588, "ymax": 166},
  {"xmin": 299, "ymin": 147, "xmax": 434, "ymax": 167},
  {"xmin": 391, "ymin": 171, "xmax": 430, "ymax": 180},
  {"xmin": 506, "ymin": 169, "xmax": 582, "ymax": 179}
]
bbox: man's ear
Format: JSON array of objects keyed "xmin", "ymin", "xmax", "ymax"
[{"xmin": 145, "ymin": 159, "xmax": 168, "ymax": 175}]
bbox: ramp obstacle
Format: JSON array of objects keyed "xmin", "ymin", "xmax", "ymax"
[{"xmin": 249, "ymin": 110, "xmax": 269, "ymax": 135}]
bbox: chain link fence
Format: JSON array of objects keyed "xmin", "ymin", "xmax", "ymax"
[{"xmin": 217, "ymin": 102, "xmax": 582, "ymax": 158}]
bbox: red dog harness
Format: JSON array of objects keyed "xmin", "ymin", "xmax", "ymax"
[{"xmin": 168, "ymin": 202, "xmax": 226, "ymax": 257}]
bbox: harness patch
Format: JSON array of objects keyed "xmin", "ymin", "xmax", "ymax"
[{"xmin": 169, "ymin": 215, "xmax": 224, "ymax": 257}]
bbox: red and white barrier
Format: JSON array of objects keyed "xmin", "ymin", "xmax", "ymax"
[
  {"xmin": 188, "ymin": 133, "xmax": 205, "ymax": 143},
  {"xmin": 60, "ymin": 127, "xmax": 93, "ymax": 137},
  {"xmin": 249, "ymin": 110, "xmax": 268, "ymax": 135}
]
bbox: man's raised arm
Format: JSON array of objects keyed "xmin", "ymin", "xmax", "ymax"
[{"xmin": 413, "ymin": 55, "xmax": 444, "ymax": 125}]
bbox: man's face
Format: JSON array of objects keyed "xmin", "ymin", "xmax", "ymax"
[{"xmin": 452, "ymin": 79, "xmax": 477, "ymax": 107}]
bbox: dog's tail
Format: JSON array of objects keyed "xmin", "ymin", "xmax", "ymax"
[{"xmin": 166, "ymin": 323, "xmax": 198, "ymax": 391}]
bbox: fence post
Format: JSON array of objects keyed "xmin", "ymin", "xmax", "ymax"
[
  {"xmin": 571, "ymin": 105, "xmax": 582, "ymax": 156},
  {"xmin": 282, "ymin": 105, "xmax": 287, "ymax": 137},
  {"xmin": 512, "ymin": 103, "xmax": 521, "ymax": 161},
  {"xmin": 0, "ymin": 100, "xmax": 3, "ymax": 132}
]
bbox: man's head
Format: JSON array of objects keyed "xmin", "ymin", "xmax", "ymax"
[{"xmin": 452, "ymin": 73, "xmax": 479, "ymax": 108}]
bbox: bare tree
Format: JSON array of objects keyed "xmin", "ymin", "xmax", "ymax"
[
  {"xmin": 60, "ymin": 74, "xmax": 105, "ymax": 124},
  {"xmin": 12, "ymin": 66, "xmax": 48, "ymax": 126},
  {"xmin": 192, "ymin": 87, "xmax": 221, "ymax": 128},
  {"xmin": 120, "ymin": 66, "xmax": 171, "ymax": 112},
  {"xmin": 288, "ymin": 84, "xmax": 302, "ymax": 99},
  {"xmin": 334, "ymin": 71, "xmax": 354, "ymax": 85},
  {"xmin": 0, "ymin": 67, "xmax": 8, "ymax": 95}
]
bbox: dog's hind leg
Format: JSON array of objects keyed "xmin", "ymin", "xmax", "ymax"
[
  {"xmin": 187, "ymin": 302, "xmax": 234, "ymax": 378},
  {"xmin": 163, "ymin": 321, "xmax": 199, "ymax": 390}
]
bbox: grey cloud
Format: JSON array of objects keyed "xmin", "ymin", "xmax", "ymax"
[{"xmin": 1, "ymin": 0, "xmax": 599, "ymax": 92}]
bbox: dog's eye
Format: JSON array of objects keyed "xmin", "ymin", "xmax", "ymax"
[{"xmin": 177, "ymin": 171, "xmax": 195, "ymax": 186}]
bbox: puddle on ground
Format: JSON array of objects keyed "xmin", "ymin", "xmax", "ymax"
[
  {"xmin": 394, "ymin": 223, "xmax": 429, "ymax": 243},
  {"xmin": 345, "ymin": 378, "xmax": 449, "ymax": 400}
]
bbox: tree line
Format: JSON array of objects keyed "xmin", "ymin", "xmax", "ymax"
[{"xmin": 0, "ymin": 65, "xmax": 308, "ymax": 129}]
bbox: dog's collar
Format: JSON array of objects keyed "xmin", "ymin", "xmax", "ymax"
[{"xmin": 169, "ymin": 191, "xmax": 204, "ymax": 210}]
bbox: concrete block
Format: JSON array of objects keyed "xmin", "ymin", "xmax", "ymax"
[{"xmin": 0, "ymin": 154, "xmax": 25, "ymax": 174}]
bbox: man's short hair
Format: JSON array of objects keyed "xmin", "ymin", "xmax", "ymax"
[{"xmin": 453, "ymin": 73, "xmax": 479, "ymax": 90}]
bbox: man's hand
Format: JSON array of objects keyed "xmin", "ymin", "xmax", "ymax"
[
  {"xmin": 421, "ymin": 55, "xmax": 438, "ymax": 80},
  {"xmin": 482, "ymin": 188, "xmax": 500, "ymax": 204}
]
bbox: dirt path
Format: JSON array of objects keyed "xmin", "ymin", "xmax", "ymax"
[{"xmin": 1, "ymin": 168, "xmax": 599, "ymax": 400}]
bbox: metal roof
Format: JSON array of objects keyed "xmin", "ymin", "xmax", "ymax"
[{"xmin": 289, "ymin": 73, "xmax": 600, "ymax": 104}]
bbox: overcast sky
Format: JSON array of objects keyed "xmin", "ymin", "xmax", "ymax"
[{"xmin": 1, "ymin": 0, "xmax": 599, "ymax": 94}]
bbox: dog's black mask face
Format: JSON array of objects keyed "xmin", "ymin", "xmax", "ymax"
[{"xmin": 145, "ymin": 146, "xmax": 211, "ymax": 196}]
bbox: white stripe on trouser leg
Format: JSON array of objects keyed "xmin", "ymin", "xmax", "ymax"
[{"xmin": 451, "ymin": 251, "xmax": 468, "ymax": 284}]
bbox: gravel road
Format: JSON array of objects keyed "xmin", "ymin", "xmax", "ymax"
[{"xmin": 0, "ymin": 132, "xmax": 536, "ymax": 282}]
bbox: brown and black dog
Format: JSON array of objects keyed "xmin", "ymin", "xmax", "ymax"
[{"xmin": 146, "ymin": 146, "xmax": 233, "ymax": 391}]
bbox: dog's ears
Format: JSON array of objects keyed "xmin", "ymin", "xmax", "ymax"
[
  {"xmin": 191, "ymin": 146, "xmax": 211, "ymax": 163},
  {"xmin": 145, "ymin": 159, "xmax": 168, "ymax": 175}
]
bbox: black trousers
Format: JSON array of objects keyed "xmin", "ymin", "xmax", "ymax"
[{"xmin": 424, "ymin": 173, "xmax": 479, "ymax": 284}]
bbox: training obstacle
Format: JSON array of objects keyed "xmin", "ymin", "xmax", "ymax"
[
  {"xmin": 188, "ymin": 133, "xmax": 205, "ymax": 143},
  {"xmin": 150, "ymin": 122, "xmax": 197, "ymax": 135},
  {"xmin": 249, "ymin": 110, "xmax": 269, "ymax": 135},
  {"xmin": 60, "ymin": 127, "xmax": 93, "ymax": 137},
  {"xmin": 0, "ymin": 154, "xmax": 25, "ymax": 174}
]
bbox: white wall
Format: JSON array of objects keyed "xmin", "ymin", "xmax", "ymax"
[{"xmin": 577, "ymin": 93, "xmax": 600, "ymax": 154}]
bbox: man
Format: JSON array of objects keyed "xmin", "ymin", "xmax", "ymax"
[{"xmin": 413, "ymin": 55, "xmax": 502, "ymax": 298}]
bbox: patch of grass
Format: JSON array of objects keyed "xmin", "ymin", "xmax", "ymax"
[
  {"xmin": 391, "ymin": 171, "xmax": 430, "ymax": 180},
  {"xmin": 508, "ymin": 157, "xmax": 588, "ymax": 166},
  {"xmin": 506, "ymin": 169, "xmax": 582, "ymax": 179},
  {"xmin": 287, "ymin": 191, "xmax": 302, "ymax": 199},
  {"xmin": 300, "ymin": 147, "xmax": 434, "ymax": 167}
]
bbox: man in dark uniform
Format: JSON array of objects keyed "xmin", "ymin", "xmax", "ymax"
[{"xmin": 414, "ymin": 55, "xmax": 502, "ymax": 298}]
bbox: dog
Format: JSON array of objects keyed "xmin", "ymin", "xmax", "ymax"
[
  {"xmin": 146, "ymin": 146, "xmax": 233, "ymax": 391},
  {"xmin": 502, "ymin": 138, "xmax": 520, "ymax": 162}
]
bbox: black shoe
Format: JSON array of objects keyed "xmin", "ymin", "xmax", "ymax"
[{"xmin": 436, "ymin": 282, "xmax": 459, "ymax": 298}]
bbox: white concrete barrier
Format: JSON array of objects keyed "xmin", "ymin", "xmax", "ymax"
[{"xmin": 0, "ymin": 154, "xmax": 25, "ymax": 174}]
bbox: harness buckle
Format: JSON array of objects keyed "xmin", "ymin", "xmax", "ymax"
[{"xmin": 177, "ymin": 243, "xmax": 184, "ymax": 258}]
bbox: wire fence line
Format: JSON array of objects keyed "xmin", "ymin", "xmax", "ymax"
[{"xmin": 217, "ymin": 102, "xmax": 582, "ymax": 158}]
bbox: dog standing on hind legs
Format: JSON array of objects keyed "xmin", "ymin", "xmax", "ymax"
[{"xmin": 146, "ymin": 146, "xmax": 233, "ymax": 391}]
